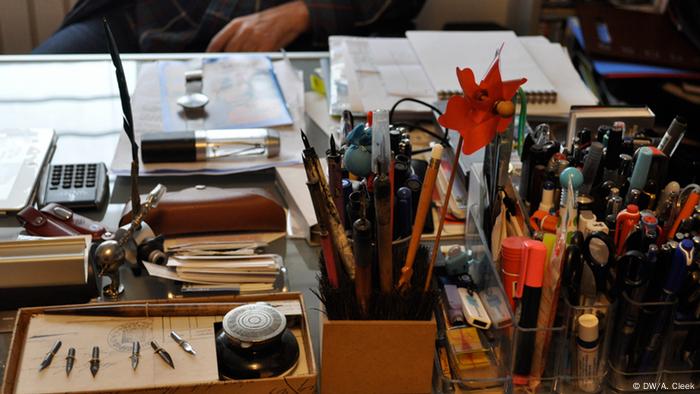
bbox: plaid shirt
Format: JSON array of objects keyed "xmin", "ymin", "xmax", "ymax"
[{"xmin": 63, "ymin": 0, "xmax": 425, "ymax": 51}]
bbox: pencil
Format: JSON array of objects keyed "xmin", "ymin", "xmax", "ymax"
[{"xmin": 397, "ymin": 144, "xmax": 443, "ymax": 290}]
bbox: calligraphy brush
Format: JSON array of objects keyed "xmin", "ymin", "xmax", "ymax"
[{"xmin": 104, "ymin": 18, "xmax": 141, "ymax": 215}]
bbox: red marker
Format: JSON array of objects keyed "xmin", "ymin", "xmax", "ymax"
[
  {"xmin": 513, "ymin": 240, "xmax": 547, "ymax": 385},
  {"xmin": 501, "ymin": 236, "xmax": 528, "ymax": 311}
]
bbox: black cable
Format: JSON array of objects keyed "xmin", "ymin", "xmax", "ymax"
[
  {"xmin": 389, "ymin": 97, "xmax": 451, "ymax": 147},
  {"xmin": 392, "ymin": 122, "xmax": 448, "ymax": 143}
]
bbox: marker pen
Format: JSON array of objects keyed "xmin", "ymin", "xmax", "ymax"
[
  {"xmin": 513, "ymin": 240, "xmax": 547, "ymax": 385},
  {"xmin": 501, "ymin": 236, "xmax": 528, "ymax": 311}
]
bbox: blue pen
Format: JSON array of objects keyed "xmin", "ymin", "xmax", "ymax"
[
  {"xmin": 394, "ymin": 187, "xmax": 413, "ymax": 240},
  {"xmin": 637, "ymin": 239, "xmax": 693, "ymax": 370}
]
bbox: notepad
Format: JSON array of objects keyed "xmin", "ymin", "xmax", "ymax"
[{"xmin": 406, "ymin": 31, "xmax": 558, "ymax": 104}]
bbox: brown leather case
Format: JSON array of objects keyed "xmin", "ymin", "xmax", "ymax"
[
  {"xmin": 119, "ymin": 186, "xmax": 286, "ymax": 236},
  {"xmin": 16, "ymin": 207, "xmax": 81, "ymax": 237}
]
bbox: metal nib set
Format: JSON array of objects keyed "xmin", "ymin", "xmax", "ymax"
[{"xmin": 38, "ymin": 331, "xmax": 196, "ymax": 376}]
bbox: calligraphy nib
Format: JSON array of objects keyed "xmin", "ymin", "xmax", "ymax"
[
  {"xmin": 130, "ymin": 341, "xmax": 140, "ymax": 370},
  {"xmin": 39, "ymin": 340, "xmax": 61, "ymax": 371},
  {"xmin": 330, "ymin": 134, "xmax": 337, "ymax": 155},
  {"xmin": 151, "ymin": 341, "xmax": 175, "ymax": 369},
  {"xmin": 65, "ymin": 348, "xmax": 75, "ymax": 376},
  {"xmin": 301, "ymin": 129, "xmax": 311, "ymax": 150},
  {"xmin": 89, "ymin": 346, "xmax": 100, "ymax": 377}
]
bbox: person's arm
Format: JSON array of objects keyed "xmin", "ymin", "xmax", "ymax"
[
  {"xmin": 207, "ymin": 1, "xmax": 310, "ymax": 52},
  {"xmin": 207, "ymin": 0, "xmax": 425, "ymax": 52}
]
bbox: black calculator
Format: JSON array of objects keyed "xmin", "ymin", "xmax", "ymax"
[{"xmin": 38, "ymin": 163, "xmax": 109, "ymax": 210}]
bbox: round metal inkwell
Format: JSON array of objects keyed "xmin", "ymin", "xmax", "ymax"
[
  {"xmin": 222, "ymin": 303, "xmax": 286, "ymax": 348},
  {"xmin": 216, "ymin": 302, "xmax": 299, "ymax": 380}
]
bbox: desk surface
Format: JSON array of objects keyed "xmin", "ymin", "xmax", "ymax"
[{"xmin": 0, "ymin": 52, "xmax": 331, "ymax": 378}]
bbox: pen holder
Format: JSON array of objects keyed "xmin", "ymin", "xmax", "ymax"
[
  {"xmin": 433, "ymin": 205, "xmax": 515, "ymax": 393},
  {"xmin": 559, "ymin": 298, "xmax": 615, "ymax": 393},
  {"xmin": 511, "ymin": 322, "xmax": 567, "ymax": 392},
  {"xmin": 661, "ymin": 318, "xmax": 700, "ymax": 390},
  {"xmin": 607, "ymin": 292, "xmax": 677, "ymax": 392}
]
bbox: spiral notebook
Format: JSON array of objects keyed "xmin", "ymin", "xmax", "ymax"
[{"xmin": 406, "ymin": 31, "xmax": 558, "ymax": 105}]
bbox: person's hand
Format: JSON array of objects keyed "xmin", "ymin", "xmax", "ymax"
[{"xmin": 207, "ymin": 1, "xmax": 310, "ymax": 52}]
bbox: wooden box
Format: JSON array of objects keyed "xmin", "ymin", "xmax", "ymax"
[
  {"xmin": 2, "ymin": 292, "xmax": 317, "ymax": 394},
  {"xmin": 320, "ymin": 312, "xmax": 436, "ymax": 394}
]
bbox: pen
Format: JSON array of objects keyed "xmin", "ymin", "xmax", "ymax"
[
  {"xmin": 513, "ymin": 240, "xmax": 546, "ymax": 385},
  {"xmin": 667, "ymin": 188, "xmax": 700, "ymax": 240},
  {"xmin": 610, "ymin": 250, "xmax": 649, "ymax": 370},
  {"xmin": 657, "ymin": 115, "xmax": 687, "ymax": 157},
  {"xmin": 352, "ymin": 197, "xmax": 373, "ymax": 317},
  {"xmin": 627, "ymin": 147, "xmax": 653, "ymax": 203},
  {"xmin": 615, "ymin": 204, "xmax": 640, "ymax": 256},
  {"xmin": 327, "ymin": 135, "xmax": 344, "ymax": 227},
  {"xmin": 580, "ymin": 142, "xmax": 603, "ymax": 196},
  {"xmin": 302, "ymin": 130, "xmax": 356, "ymax": 279},
  {"xmin": 394, "ymin": 187, "xmax": 412, "ymax": 240},
  {"xmin": 638, "ymin": 239, "xmax": 693, "ymax": 370},
  {"xmin": 501, "ymin": 236, "xmax": 527, "ymax": 311},
  {"xmin": 306, "ymin": 179, "xmax": 339, "ymax": 288},
  {"xmin": 604, "ymin": 124, "xmax": 623, "ymax": 175},
  {"xmin": 405, "ymin": 174, "xmax": 422, "ymax": 224},
  {"xmin": 397, "ymin": 144, "xmax": 443, "ymax": 290},
  {"xmin": 374, "ymin": 162, "xmax": 393, "ymax": 294}
]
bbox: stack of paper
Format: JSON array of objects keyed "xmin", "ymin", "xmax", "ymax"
[
  {"xmin": 328, "ymin": 36, "xmax": 436, "ymax": 115},
  {"xmin": 143, "ymin": 240, "xmax": 284, "ymax": 293}
]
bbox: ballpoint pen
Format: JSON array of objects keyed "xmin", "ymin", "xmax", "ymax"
[
  {"xmin": 394, "ymin": 187, "xmax": 412, "ymax": 240},
  {"xmin": 397, "ymin": 144, "xmax": 443, "ymax": 290},
  {"xmin": 615, "ymin": 204, "xmax": 641, "ymax": 256}
]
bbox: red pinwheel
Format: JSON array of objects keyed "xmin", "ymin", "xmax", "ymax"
[
  {"xmin": 424, "ymin": 50, "xmax": 527, "ymax": 292},
  {"xmin": 438, "ymin": 55, "xmax": 527, "ymax": 155}
]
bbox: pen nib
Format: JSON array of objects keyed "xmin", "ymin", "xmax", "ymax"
[
  {"xmin": 130, "ymin": 341, "xmax": 140, "ymax": 370},
  {"xmin": 89, "ymin": 346, "xmax": 100, "ymax": 377},
  {"xmin": 65, "ymin": 348, "xmax": 75, "ymax": 376},
  {"xmin": 170, "ymin": 331, "xmax": 196, "ymax": 356},
  {"xmin": 300, "ymin": 129, "xmax": 311, "ymax": 149},
  {"xmin": 39, "ymin": 340, "xmax": 62, "ymax": 371},
  {"xmin": 330, "ymin": 134, "xmax": 337, "ymax": 155},
  {"xmin": 151, "ymin": 341, "xmax": 175, "ymax": 369}
]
